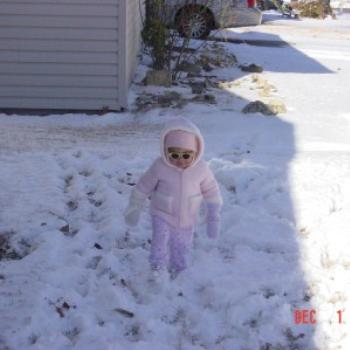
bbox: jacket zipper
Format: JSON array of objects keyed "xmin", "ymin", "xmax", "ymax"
[{"xmin": 178, "ymin": 170, "xmax": 183, "ymax": 227}]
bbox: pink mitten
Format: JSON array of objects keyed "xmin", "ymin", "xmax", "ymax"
[{"xmin": 206, "ymin": 203, "xmax": 221, "ymax": 239}]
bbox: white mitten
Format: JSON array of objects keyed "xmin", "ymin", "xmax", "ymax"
[
  {"xmin": 206, "ymin": 202, "xmax": 221, "ymax": 239},
  {"xmin": 123, "ymin": 188, "xmax": 147, "ymax": 227}
]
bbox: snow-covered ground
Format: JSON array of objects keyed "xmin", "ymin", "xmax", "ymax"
[{"xmin": 1, "ymin": 15, "xmax": 350, "ymax": 350}]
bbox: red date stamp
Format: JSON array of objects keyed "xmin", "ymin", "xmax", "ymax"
[{"xmin": 294, "ymin": 309, "xmax": 345, "ymax": 324}]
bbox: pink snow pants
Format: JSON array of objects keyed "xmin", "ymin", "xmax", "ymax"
[{"xmin": 149, "ymin": 215, "xmax": 194, "ymax": 273}]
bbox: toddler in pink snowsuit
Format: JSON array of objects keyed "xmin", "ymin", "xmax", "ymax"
[{"xmin": 124, "ymin": 117, "xmax": 222, "ymax": 274}]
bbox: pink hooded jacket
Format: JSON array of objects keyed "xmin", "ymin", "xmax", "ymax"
[{"xmin": 135, "ymin": 118, "xmax": 222, "ymax": 229}]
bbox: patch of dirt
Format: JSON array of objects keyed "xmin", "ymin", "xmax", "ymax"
[{"xmin": 0, "ymin": 231, "xmax": 32, "ymax": 261}]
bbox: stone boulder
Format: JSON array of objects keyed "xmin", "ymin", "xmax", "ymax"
[
  {"xmin": 240, "ymin": 64, "xmax": 264, "ymax": 73},
  {"xmin": 143, "ymin": 69, "xmax": 172, "ymax": 87},
  {"xmin": 242, "ymin": 99, "xmax": 286, "ymax": 116}
]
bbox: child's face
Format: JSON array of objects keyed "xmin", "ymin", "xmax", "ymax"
[{"xmin": 167, "ymin": 147, "xmax": 197, "ymax": 169}]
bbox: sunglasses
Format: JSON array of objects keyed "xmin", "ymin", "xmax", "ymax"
[{"xmin": 168, "ymin": 151, "xmax": 195, "ymax": 160}]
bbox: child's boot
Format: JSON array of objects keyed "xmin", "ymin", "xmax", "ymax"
[{"xmin": 148, "ymin": 266, "xmax": 169, "ymax": 292}]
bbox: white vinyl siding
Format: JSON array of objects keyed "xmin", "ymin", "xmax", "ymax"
[
  {"xmin": 0, "ymin": 0, "xmax": 135, "ymax": 111},
  {"xmin": 117, "ymin": 0, "xmax": 144, "ymax": 108},
  {"xmin": 125, "ymin": 0, "xmax": 144, "ymax": 88}
]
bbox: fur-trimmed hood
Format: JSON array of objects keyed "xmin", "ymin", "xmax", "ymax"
[{"xmin": 159, "ymin": 117, "xmax": 205, "ymax": 168}]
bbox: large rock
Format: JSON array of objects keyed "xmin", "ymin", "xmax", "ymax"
[
  {"xmin": 240, "ymin": 63, "xmax": 264, "ymax": 73},
  {"xmin": 242, "ymin": 101, "xmax": 273, "ymax": 115},
  {"xmin": 242, "ymin": 99, "xmax": 286, "ymax": 115},
  {"xmin": 144, "ymin": 69, "xmax": 172, "ymax": 87}
]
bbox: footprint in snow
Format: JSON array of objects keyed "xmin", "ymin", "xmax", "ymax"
[
  {"xmin": 64, "ymin": 175, "xmax": 74, "ymax": 193},
  {"xmin": 79, "ymin": 169, "xmax": 93, "ymax": 177},
  {"xmin": 88, "ymin": 197, "xmax": 103, "ymax": 208},
  {"xmin": 86, "ymin": 256, "xmax": 103, "ymax": 270},
  {"xmin": 67, "ymin": 200, "xmax": 78, "ymax": 211}
]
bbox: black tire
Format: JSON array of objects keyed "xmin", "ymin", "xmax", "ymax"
[{"xmin": 176, "ymin": 6, "xmax": 212, "ymax": 39}]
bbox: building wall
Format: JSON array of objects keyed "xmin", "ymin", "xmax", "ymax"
[
  {"xmin": 0, "ymin": 0, "xmax": 121, "ymax": 110},
  {"xmin": 117, "ymin": 0, "xmax": 144, "ymax": 109},
  {"xmin": 126, "ymin": 0, "xmax": 144, "ymax": 87}
]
